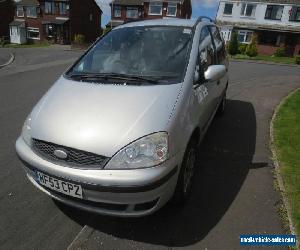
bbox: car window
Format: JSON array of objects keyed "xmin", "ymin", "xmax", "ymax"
[
  {"xmin": 200, "ymin": 25, "xmax": 210, "ymax": 42},
  {"xmin": 68, "ymin": 26, "xmax": 192, "ymax": 84},
  {"xmin": 209, "ymin": 26, "xmax": 226, "ymax": 64},
  {"xmin": 199, "ymin": 26, "xmax": 215, "ymax": 71},
  {"xmin": 194, "ymin": 26, "xmax": 215, "ymax": 83}
]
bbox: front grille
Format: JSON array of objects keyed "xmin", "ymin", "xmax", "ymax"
[{"xmin": 32, "ymin": 139, "xmax": 109, "ymax": 169}]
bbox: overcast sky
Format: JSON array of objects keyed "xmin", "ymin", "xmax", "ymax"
[{"xmin": 96, "ymin": 0, "xmax": 220, "ymax": 27}]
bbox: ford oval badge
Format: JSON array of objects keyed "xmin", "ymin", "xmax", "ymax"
[{"xmin": 54, "ymin": 149, "xmax": 68, "ymax": 159}]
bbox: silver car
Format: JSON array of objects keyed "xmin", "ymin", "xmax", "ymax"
[{"xmin": 16, "ymin": 17, "xmax": 229, "ymax": 217}]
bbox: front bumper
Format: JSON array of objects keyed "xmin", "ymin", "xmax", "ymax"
[{"xmin": 16, "ymin": 137, "xmax": 182, "ymax": 217}]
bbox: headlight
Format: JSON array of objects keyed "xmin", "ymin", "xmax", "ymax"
[
  {"xmin": 22, "ymin": 116, "xmax": 32, "ymax": 146},
  {"xmin": 105, "ymin": 132, "xmax": 168, "ymax": 169}
]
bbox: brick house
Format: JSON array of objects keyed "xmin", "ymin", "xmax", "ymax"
[
  {"xmin": 9, "ymin": 0, "xmax": 102, "ymax": 44},
  {"xmin": 216, "ymin": 0, "xmax": 300, "ymax": 56},
  {"xmin": 107, "ymin": 0, "xmax": 192, "ymax": 27},
  {"xmin": 0, "ymin": 0, "xmax": 15, "ymax": 38}
]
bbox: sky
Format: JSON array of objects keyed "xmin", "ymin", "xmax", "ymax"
[{"xmin": 96, "ymin": 0, "xmax": 220, "ymax": 27}]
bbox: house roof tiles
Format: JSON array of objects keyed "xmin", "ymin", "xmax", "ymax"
[{"xmin": 9, "ymin": 20, "xmax": 25, "ymax": 27}]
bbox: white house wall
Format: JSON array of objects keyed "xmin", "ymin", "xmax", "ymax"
[{"xmin": 216, "ymin": 1, "xmax": 300, "ymax": 30}]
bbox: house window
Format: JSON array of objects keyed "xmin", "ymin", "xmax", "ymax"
[
  {"xmin": 259, "ymin": 31, "xmax": 279, "ymax": 45},
  {"xmin": 27, "ymin": 27, "xmax": 40, "ymax": 40},
  {"xmin": 224, "ymin": 3, "xmax": 233, "ymax": 15},
  {"xmin": 167, "ymin": 3, "xmax": 177, "ymax": 16},
  {"xmin": 26, "ymin": 6, "xmax": 37, "ymax": 18},
  {"xmin": 45, "ymin": 1, "xmax": 55, "ymax": 14},
  {"xmin": 17, "ymin": 6, "xmax": 24, "ymax": 17},
  {"xmin": 237, "ymin": 30, "xmax": 253, "ymax": 44},
  {"xmin": 265, "ymin": 5, "xmax": 284, "ymax": 20},
  {"xmin": 149, "ymin": 2, "xmax": 162, "ymax": 15},
  {"xmin": 289, "ymin": 6, "xmax": 300, "ymax": 21},
  {"xmin": 240, "ymin": 3, "xmax": 256, "ymax": 17},
  {"xmin": 126, "ymin": 7, "xmax": 138, "ymax": 18},
  {"xmin": 114, "ymin": 6, "xmax": 121, "ymax": 17},
  {"xmin": 90, "ymin": 14, "xmax": 93, "ymax": 21},
  {"xmin": 59, "ymin": 2, "xmax": 66, "ymax": 14}
]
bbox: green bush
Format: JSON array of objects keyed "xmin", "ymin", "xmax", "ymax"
[
  {"xmin": 73, "ymin": 34, "xmax": 85, "ymax": 45},
  {"xmin": 295, "ymin": 55, "xmax": 300, "ymax": 65},
  {"xmin": 238, "ymin": 44, "xmax": 247, "ymax": 54},
  {"xmin": 228, "ymin": 31, "xmax": 238, "ymax": 55},
  {"xmin": 274, "ymin": 47, "xmax": 286, "ymax": 57},
  {"xmin": 26, "ymin": 39, "xmax": 34, "ymax": 45},
  {"xmin": 0, "ymin": 37, "xmax": 9, "ymax": 47},
  {"xmin": 245, "ymin": 35, "xmax": 258, "ymax": 57},
  {"xmin": 0, "ymin": 38, "xmax": 5, "ymax": 47}
]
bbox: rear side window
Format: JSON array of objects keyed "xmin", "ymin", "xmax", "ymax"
[{"xmin": 209, "ymin": 26, "xmax": 226, "ymax": 64}]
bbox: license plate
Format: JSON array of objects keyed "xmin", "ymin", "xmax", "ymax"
[{"xmin": 37, "ymin": 171, "xmax": 83, "ymax": 199}]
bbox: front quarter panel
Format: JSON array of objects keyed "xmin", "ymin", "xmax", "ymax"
[{"xmin": 166, "ymin": 24, "xmax": 202, "ymax": 159}]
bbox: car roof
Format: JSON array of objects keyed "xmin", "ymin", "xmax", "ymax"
[{"xmin": 114, "ymin": 18, "xmax": 210, "ymax": 30}]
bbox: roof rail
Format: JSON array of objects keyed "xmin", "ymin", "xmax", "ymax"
[{"xmin": 196, "ymin": 16, "xmax": 215, "ymax": 25}]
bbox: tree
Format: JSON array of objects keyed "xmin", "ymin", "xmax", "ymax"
[
  {"xmin": 228, "ymin": 31, "xmax": 238, "ymax": 55},
  {"xmin": 245, "ymin": 34, "xmax": 258, "ymax": 57}
]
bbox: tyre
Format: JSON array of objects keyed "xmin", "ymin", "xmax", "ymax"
[{"xmin": 172, "ymin": 139, "xmax": 197, "ymax": 205}]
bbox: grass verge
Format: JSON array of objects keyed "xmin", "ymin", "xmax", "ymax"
[
  {"xmin": 273, "ymin": 89, "xmax": 300, "ymax": 239},
  {"xmin": 3, "ymin": 41, "xmax": 50, "ymax": 48},
  {"xmin": 231, "ymin": 54, "xmax": 296, "ymax": 65}
]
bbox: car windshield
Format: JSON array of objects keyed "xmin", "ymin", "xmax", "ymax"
[{"xmin": 67, "ymin": 26, "xmax": 192, "ymax": 84}]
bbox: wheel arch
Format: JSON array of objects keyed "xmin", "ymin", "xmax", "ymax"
[{"xmin": 188, "ymin": 126, "xmax": 201, "ymax": 149}]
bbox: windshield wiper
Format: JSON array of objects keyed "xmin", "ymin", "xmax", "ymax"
[{"xmin": 68, "ymin": 73, "xmax": 159, "ymax": 84}]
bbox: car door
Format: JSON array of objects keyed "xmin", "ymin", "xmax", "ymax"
[
  {"xmin": 191, "ymin": 26, "xmax": 217, "ymax": 132},
  {"xmin": 208, "ymin": 25, "xmax": 228, "ymax": 108}
]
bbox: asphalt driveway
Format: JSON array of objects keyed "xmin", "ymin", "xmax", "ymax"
[
  {"xmin": 0, "ymin": 49, "xmax": 13, "ymax": 66},
  {"xmin": 0, "ymin": 49, "xmax": 299, "ymax": 249},
  {"xmin": 71, "ymin": 62, "xmax": 300, "ymax": 250}
]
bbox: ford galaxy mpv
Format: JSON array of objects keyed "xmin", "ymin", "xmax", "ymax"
[{"xmin": 16, "ymin": 17, "xmax": 229, "ymax": 217}]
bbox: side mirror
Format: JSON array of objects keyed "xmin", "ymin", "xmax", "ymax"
[{"xmin": 204, "ymin": 65, "xmax": 226, "ymax": 81}]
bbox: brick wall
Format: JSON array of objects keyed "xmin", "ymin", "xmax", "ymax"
[
  {"xmin": 294, "ymin": 44, "xmax": 300, "ymax": 56},
  {"xmin": 70, "ymin": 0, "xmax": 101, "ymax": 43},
  {"xmin": 257, "ymin": 36, "xmax": 300, "ymax": 56},
  {"xmin": 0, "ymin": 0, "xmax": 14, "ymax": 37},
  {"xmin": 257, "ymin": 44, "xmax": 278, "ymax": 56},
  {"xmin": 25, "ymin": 17, "xmax": 43, "ymax": 40},
  {"xmin": 180, "ymin": 0, "xmax": 191, "ymax": 18},
  {"xmin": 111, "ymin": 0, "xmax": 191, "ymax": 23},
  {"xmin": 143, "ymin": 2, "xmax": 182, "ymax": 19},
  {"xmin": 111, "ymin": 5, "xmax": 143, "ymax": 21}
]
